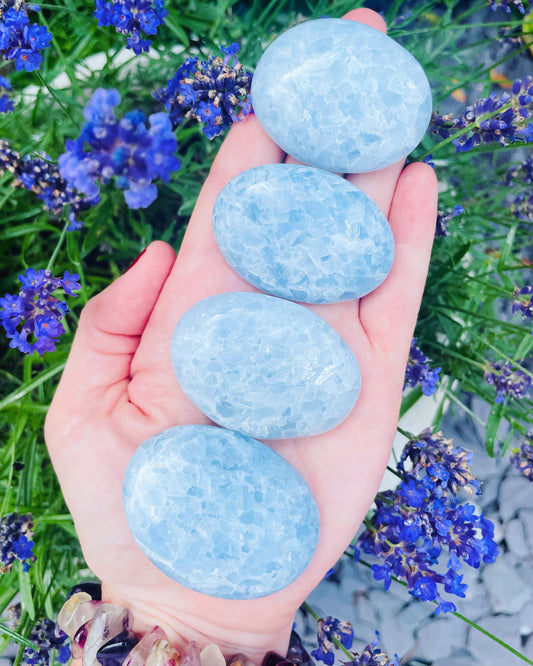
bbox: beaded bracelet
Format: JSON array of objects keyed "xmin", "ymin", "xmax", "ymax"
[{"xmin": 57, "ymin": 583, "xmax": 313, "ymax": 666}]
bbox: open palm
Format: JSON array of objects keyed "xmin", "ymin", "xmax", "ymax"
[{"xmin": 45, "ymin": 8, "xmax": 438, "ymax": 663}]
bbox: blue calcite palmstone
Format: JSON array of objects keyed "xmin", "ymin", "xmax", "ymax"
[
  {"xmin": 123, "ymin": 425, "xmax": 320, "ymax": 599},
  {"xmin": 171, "ymin": 292, "xmax": 360, "ymax": 439},
  {"xmin": 213, "ymin": 164, "xmax": 394, "ymax": 303},
  {"xmin": 251, "ymin": 18, "xmax": 432, "ymax": 173}
]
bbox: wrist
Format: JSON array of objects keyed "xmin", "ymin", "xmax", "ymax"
[
  {"xmin": 103, "ymin": 585, "xmax": 293, "ymax": 665},
  {"xmin": 58, "ymin": 582, "xmax": 307, "ymax": 666}
]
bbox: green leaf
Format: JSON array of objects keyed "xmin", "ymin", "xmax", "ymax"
[
  {"xmin": 18, "ymin": 565, "xmax": 35, "ymax": 621},
  {"xmin": 485, "ymin": 402, "xmax": 505, "ymax": 457},
  {"xmin": 515, "ymin": 334, "xmax": 533, "ymax": 361},
  {"xmin": 0, "ymin": 623, "xmax": 36, "ymax": 651},
  {"xmin": 0, "ymin": 362, "xmax": 66, "ymax": 411},
  {"xmin": 501, "ymin": 429, "xmax": 516, "ymax": 457},
  {"xmin": 399, "ymin": 386, "xmax": 423, "ymax": 419}
]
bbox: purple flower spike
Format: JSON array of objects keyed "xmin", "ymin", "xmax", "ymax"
[
  {"xmin": 0, "ymin": 267, "xmax": 80, "ymax": 355},
  {"xmin": 22, "ymin": 618, "xmax": 71, "ymax": 666},
  {"xmin": 59, "ymin": 88, "xmax": 180, "ymax": 210},
  {"xmin": 154, "ymin": 43, "xmax": 253, "ymax": 139},
  {"xmin": 430, "ymin": 76, "xmax": 533, "ymax": 152},
  {"xmin": 0, "ymin": 5, "xmax": 52, "ymax": 72},
  {"xmin": 404, "ymin": 338, "xmax": 441, "ymax": 395},
  {"xmin": 489, "ymin": 0, "xmax": 526, "ymax": 12},
  {"xmin": 511, "ymin": 285, "xmax": 533, "ymax": 322},
  {"xmin": 0, "ymin": 140, "xmax": 94, "ymax": 229},
  {"xmin": 356, "ymin": 429, "xmax": 496, "ymax": 612},
  {"xmin": 510, "ymin": 434, "xmax": 533, "ymax": 481},
  {"xmin": 505, "ymin": 155, "xmax": 533, "ymax": 186},
  {"xmin": 0, "ymin": 75, "xmax": 13, "ymax": 113},
  {"xmin": 310, "ymin": 617, "xmax": 354, "ymax": 665},
  {"xmin": 0, "ymin": 512, "xmax": 35, "ymax": 573},
  {"xmin": 94, "ymin": 0, "xmax": 167, "ymax": 55},
  {"xmin": 60, "ymin": 271, "xmax": 81, "ymax": 297},
  {"xmin": 436, "ymin": 204, "xmax": 463, "ymax": 237},
  {"xmin": 484, "ymin": 360, "xmax": 531, "ymax": 403}
]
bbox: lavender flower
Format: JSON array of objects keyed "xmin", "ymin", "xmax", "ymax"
[
  {"xmin": 348, "ymin": 632, "xmax": 399, "ymax": 666},
  {"xmin": 0, "ymin": 140, "xmax": 95, "ymax": 230},
  {"xmin": 511, "ymin": 192, "xmax": 533, "ymax": 221},
  {"xmin": 94, "ymin": 0, "xmax": 168, "ymax": 55},
  {"xmin": 510, "ymin": 434, "xmax": 533, "ymax": 480},
  {"xmin": 422, "ymin": 154, "xmax": 435, "ymax": 169},
  {"xmin": 398, "ymin": 428, "xmax": 481, "ymax": 497},
  {"xmin": 404, "ymin": 338, "xmax": 441, "ymax": 396},
  {"xmin": 311, "ymin": 617, "xmax": 354, "ymax": 666},
  {"xmin": 512, "ymin": 285, "xmax": 533, "ymax": 322},
  {"xmin": 436, "ymin": 204, "xmax": 464, "ymax": 237},
  {"xmin": 0, "ymin": 267, "xmax": 80, "ymax": 354},
  {"xmin": 58, "ymin": 88, "xmax": 180, "ymax": 209},
  {"xmin": 0, "ymin": 512, "xmax": 35, "ymax": 573},
  {"xmin": 355, "ymin": 430, "xmax": 498, "ymax": 614},
  {"xmin": 489, "ymin": 0, "xmax": 526, "ymax": 12},
  {"xmin": 497, "ymin": 22, "xmax": 525, "ymax": 48},
  {"xmin": 0, "ymin": 3, "xmax": 52, "ymax": 71},
  {"xmin": 484, "ymin": 360, "xmax": 532, "ymax": 403},
  {"xmin": 430, "ymin": 76, "xmax": 533, "ymax": 152},
  {"xmin": 154, "ymin": 43, "xmax": 253, "ymax": 139},
  {"xmin": 505, "ymin": 155, "xmax": 533, "ymax": 186},
  {"xmin": 0, "ymin": 74, "xmax": 13, "ymax": 112},
  {"xmin": 22, "ymin": 618, "xmax": 70, "ymax": 666}
]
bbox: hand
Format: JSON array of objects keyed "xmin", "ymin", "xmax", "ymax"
[{"xmin": 45, "ymin": 7, "xmax": 438, "ymax": 663}]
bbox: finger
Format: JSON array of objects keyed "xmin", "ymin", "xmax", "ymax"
[
  {"xmin": 347, "ymin": 160, "xmax": 405, "ymax": 217},
  {"xmin": 48, "ymin": 242, "xmax": 176, "ymax": 417},
  {"xmin": 342, "ymin": 7, "xmax": 387, "ymax": 30},
  {"xmin": 131, "ymin": 115, "xmax": 283, "ymax": 377},
  {"xmin": 177, "ymin": 115, "xmax": 283, "ymax": 267},
  {"xmin": 359, "ymin": 161, "xmax": 438, "ymax": 361}
]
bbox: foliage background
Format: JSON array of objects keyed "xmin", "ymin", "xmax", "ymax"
[{"xmin": 0, "ymin": 0, "xmax": 532, "ymax": 664}]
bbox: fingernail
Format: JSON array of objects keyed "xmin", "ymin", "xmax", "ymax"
[{"xmin": 127, "ymin": 247, "xmax": 148, "ymax": 272}]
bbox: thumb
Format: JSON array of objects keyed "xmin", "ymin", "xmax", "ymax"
[{"xmin": 47, "ymin": 241, "xmax": 176, "ymax": 423}]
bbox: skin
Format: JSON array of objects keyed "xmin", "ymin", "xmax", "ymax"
[{"xmin": 45, "ymin": 7, "xmax": 438, "ymax": 665}]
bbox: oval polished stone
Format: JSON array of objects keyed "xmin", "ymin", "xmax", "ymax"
[
  {"xmin": 213, "ymin": 164, "xmax": 394, "ymax": 303},
  {"xmin": 171, "ymin": 292, "xmax": 361, "ymax": 439},
  {"xmin": 251, "ymin": 18, "xmax": 432, "ymax": 173},
  {"xmin": 123, "ymin": 425, "xmax": 320, "ymax": 599}
]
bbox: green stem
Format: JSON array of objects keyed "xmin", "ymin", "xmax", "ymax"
[
  {"xmin": 34, "ymin": 514, "xmax": 75, "ymax": 526},
  {"xmin": 0, "ymin": 624, "xmax": 36, "ymax": 650},
  {"xmin": 256, "ymin": 0, "xmax": 289, "ymax": 29},
  {"xmin": 33, "ymin": 72, "xmax": 77, "ymax": 124},
  {"xmin": 384, "ymin": 0, "xmax": 405, "ymax": 24},
  {"xmin": 443, "ymin": 389, "xmax": 487, "ymax": 428},
  {"xmin": 46, "ymin": 219, "xmax": 70, "ymax": 272},
  {"xmin": 34, "ymin": 3, "xmax": 80, "ymax": 11},
  {"xmin": 362, "ymin": 519, "xmax": 379, "ymax": 532},
  {"xmin": 0, "ymin": 362, "xmax": 66, "ymax": 411},
  {"xmin": 0, "ymin": 410, "xmax": 27, "ymax": 514},
  {"xmin": 302, "ymin": 601, "xmax": 320, "ymax": 622},
  {"xmin": 386, "ymin": 465, "xmax": 403, "ymax": 479},
  {"xmin": 396, "ymin": 426, "xmax": 415, "ymax": 440},
  {"xmin": 422, "ymin": 341, "xmax": 487, "ymax": 371},
  {"xmin": 453, "ymin": 611, "xmax": 533, "ymax": 665},
  {"xmin": 429, "ymin": 304, "xmax": 528, "ymax": 337},
  {"xmin": 469, "ymin": 332, "xmax": 533, "ymax": 380},
  {"xmin": 454, "ymin": 1, "xmax": 491, "ymax": 25}
]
